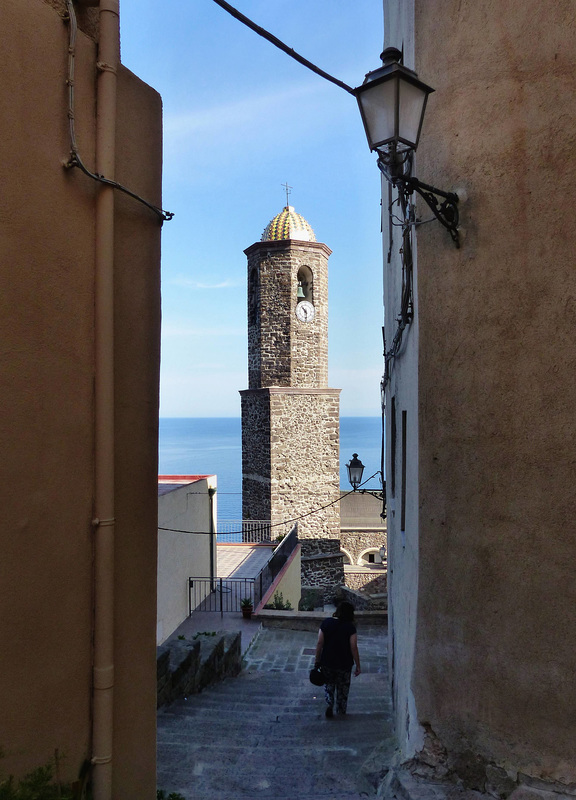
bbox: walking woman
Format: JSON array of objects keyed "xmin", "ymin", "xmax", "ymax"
[{"xmin": 314, "ymin": 601, "xmax": 361, "ymax": 718}]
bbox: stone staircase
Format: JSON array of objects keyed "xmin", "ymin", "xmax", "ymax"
[{"xmin": 157, "ymin": 626, "xmax": 395, "ymax": 800}]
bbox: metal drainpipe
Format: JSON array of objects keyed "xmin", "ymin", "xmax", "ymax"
[
  {"xmin": 208, "ymin": 487, "xmax": 216, "ymax": 584},
  {"xmin": 79, "ymin": 0, "xmax": 120, "ymax": 797}
]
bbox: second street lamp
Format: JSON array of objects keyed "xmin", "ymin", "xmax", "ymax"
[
  {"xmin": 346, "ymin": 453, "xmax": 386, "ymax": 520},
  {"xmin": 346, "ymin": 453, "xmax": 365, "ymax": 491}
]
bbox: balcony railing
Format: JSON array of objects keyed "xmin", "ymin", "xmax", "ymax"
[
  {"xmin": 189, "ymin": 523, "xmax": 299, "ymax": 615},
  {"xmin": 217, "ymin": 519, "xmax": 291, "ymax": 544}
]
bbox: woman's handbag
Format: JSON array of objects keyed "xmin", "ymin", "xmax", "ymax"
[{"xmin": 309, "ymin": 665, "xmax": 325, "ymax": 686}]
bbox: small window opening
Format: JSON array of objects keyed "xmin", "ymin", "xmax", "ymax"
[
  {"xmin": 248, "ymin": 268, "xmax": 259, "ymax": 325},
  {"xmin": 401, "ymin": 410, "xmax": 407, "ymax": 532}
]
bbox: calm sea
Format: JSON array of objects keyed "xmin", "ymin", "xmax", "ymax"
[{"xmin": 158, "ymin": 417, "xmax": 383, "ymax": 520}]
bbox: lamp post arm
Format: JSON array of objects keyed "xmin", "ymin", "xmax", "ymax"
[
  {"xmin": 358, "ymin": 488, "xmax": 387, "ymax": 520},
  {"xmin": 377, "ymin": 155, "xmax": 460, "ymax": 248},
  {"xmin": 403, "ymin": 177, "xmax": 460, "ymax": 247},
  {"xmin": 355, "ymin": 474, "xmax": 387, "ymax": 520}
]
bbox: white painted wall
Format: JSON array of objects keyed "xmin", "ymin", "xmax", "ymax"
[
  {"xmin": 157, "ymin": 476, "xmax": 217, "ymax": 644},
  {"xmin": 382, "ymin": 0, "xmax": 425, "ymax": 759}
]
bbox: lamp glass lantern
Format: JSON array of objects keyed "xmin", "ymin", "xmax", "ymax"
[
  {"xmin": 354, "ymin": 47, "xmax": 434, "ymax": 154},
  {"xmin": 346, "ymin": 453, "xmax": 365, "ymax": 491}
]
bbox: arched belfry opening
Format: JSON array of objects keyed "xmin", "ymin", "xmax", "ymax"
[{"xmin": 296, "ymin": 265, "xmax": 313, "ymax": 305}]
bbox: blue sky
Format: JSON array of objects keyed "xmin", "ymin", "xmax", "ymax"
[{"xmin": 120, "ymin": 0, "xmax": 385, "ymax": 417}]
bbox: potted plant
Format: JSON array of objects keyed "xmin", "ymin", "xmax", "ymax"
[{"xmin": 240, "ymin": 597, "xmax": 253, "ymax": 619}]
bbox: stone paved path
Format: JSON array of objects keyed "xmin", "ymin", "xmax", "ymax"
[{"xmin": 157, "ymin": 624, "xmax": 395, "ymax": 800}]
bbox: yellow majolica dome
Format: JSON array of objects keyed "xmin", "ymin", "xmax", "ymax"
[{"xmin": 261, "ymin": 206, "xmax": 316, "ymax": 242}]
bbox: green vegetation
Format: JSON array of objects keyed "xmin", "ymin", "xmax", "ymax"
[
  {"xmin": 0, "ymin": 753, "xmax": 186, "ymax": 800},
  {"xmin": 0, "ymin": 751, "xmax": 82, "ymax": 800},
  {"xmin": 192, "ymin": 631, "xmax": 217, "ymax": 640},
  {"xmin": 298, "ymin": 588, "xmax": 323, "ymax": 611},
  {"xmin": 240, "ymin": 598, "xmax": 253, "ymax": 609},
  {"xmin": 264, "ymin": 591, "xmax": 292, "ymax": 611}
]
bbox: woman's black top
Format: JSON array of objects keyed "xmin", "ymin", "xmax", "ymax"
[{"xmin": 319, "ymin": 617, "xmax": 356, "ymax": 670}]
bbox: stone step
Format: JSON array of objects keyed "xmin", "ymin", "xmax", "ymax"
[
  {"xmin": 157, "ymin": 626, "xmax": 393, "ymax": 800},
  {"xmin": 158, "ymin": 717, "xmax": 390, "ymax": 740},
  {"xmin": 160, "ymin": 679, "xmax": 389, "ymax": 707},
  {"xmin": 168, "ymin": 793, "xmax": 372, "ymax": 800},
  {"xmin": 173, "ymin": 704, "xmax": 391, "ymax": 720},
  {"xmin": 160, "ymin": 684, "xmax": 390, "ymax": 708},
  {"xmin": 168, "ymin": 669, "xmax": 387, "ymax": 690}
]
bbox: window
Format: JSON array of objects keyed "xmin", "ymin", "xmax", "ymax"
[
  {"xmin": 359, "ymin": 549, "xmax": 384, "ymax": 566},
  {"xmin": 401, "ymin": 410, "xmax": 407, "ymax": 533},
  {"xmin": 390, "ymin": 396, "xmax": 397, "ymax": 497}
]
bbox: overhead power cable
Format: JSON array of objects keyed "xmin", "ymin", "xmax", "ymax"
[
  {"xmin": 211, "ymin": 0, "xmax": 356, "ymax": 96},
  {"xmin": 63, "ymin": 0, "xmax": 174, "ymax": 223},
  {"xmin": 159, "ymin": 473, "xmax": 382, "ymax": 536}
]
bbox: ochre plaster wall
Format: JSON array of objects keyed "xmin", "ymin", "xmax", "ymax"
[
  {"xmin": 262, "ymin": 545, "xmax": 302, "ymax": 612},
  {"xmin": 0, "ymin": 3, "xmax": 162, "ymax": 797},
  {"xmin": 410, "ymin": 0, "xmax": 576, "ymax": 782},
  {"xmin": 112, "ymin": 63, "xmax": 162, "ymax": 799},
  {"xmin": 0, "ymin": 0, "xmax": 96, "ymax": 778}
]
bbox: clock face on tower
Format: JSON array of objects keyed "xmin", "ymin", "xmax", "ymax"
[{"xmin": 296, "ymin": 300, "xmax": 315, "ymax": 323}]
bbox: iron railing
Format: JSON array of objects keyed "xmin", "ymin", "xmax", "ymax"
[
  {"xmin": 188, "ymin": 577, "xmax": 256, "ymax": 616},
  {"xmin": 189, "ymin": 524, "xmax": 298, "ymax": 616},
  {"xmin": 217, "ymin": 519, "xmax": 291, "ymax": 544},
  {"xmin": 252, "ymin": 523, "xmax": 298, "ymax": 608}
]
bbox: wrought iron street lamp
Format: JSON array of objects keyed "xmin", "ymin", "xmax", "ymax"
[
  {"xmin": 346, "ymin": 453, "xmax": 365, "ymax": 491},
  {"xmin": 354, "ymin": 48, "xmax": 460, "ymax": 247},
  {"xmin": 355, "ymin": 47, "xmax": 433, "ymax": 156},
  {"xmin": 346, "ymin": 454, "xmax": 386, "ymax": 519}
]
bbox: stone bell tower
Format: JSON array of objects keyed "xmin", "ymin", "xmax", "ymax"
[{"xmin": 240, "ymin": 205, "xmax": 341, "ymax": 539}]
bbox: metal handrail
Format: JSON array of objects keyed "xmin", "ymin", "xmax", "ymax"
[
  {"xmin": 217, "ymin": 519, "xmax": 291, "ymax": 544},
  {"xmin": 188, "ymin": 524, "xmax": 299, "ymax": 616},
  {"xmin": 252, "ymin": 524, "xmax": 298, "ymax": 608},
  {"xmin": 188, "ymin": 577, "xmax": 256, "ymax": 617}
]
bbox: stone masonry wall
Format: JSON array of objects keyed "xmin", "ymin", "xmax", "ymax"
[
  {"xmin": 242, "ymin": 235, "xmax": 339, "ymax": 540},
  {"xmin": 241, "ymin": 390, "xmax": 271, "ymax": 520},
  {"xmin": 269, "ymin": 389, "xmax": 340, "ymax": 538},
  {"xmin": 157, "ymin": 632, "xmax": 242, "ymax": 708},
  {"xmin": 340, "ymin": 528, "xmax": 388, "ymax": 565},
  {"xmin": 244, "ymin": 240, "xmax": 331, "ymax": 391},
  {"xmin": 289, "ymin": 243, "xmax": 330, "ymax": 388},
  {"xmin": 301, "ymin": 539, "xmax": 344, "ymax": 603},
  {"xmin": 246, "ymin": 243, "xmax": 292, "ymax": 389},
  {"xmin": 344, "ymin": 569, "xmax": 387, "ymax": 595},
  {"xmin": 241, "ymin": 388, "xmax": 340, "ymax": 535}
]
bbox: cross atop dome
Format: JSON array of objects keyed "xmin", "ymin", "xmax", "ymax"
[{"xmin": 281, "ymin": 181, "xmax": 293, "ymax": 206}]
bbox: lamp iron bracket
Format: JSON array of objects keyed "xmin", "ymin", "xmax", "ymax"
[
  {"xmin": 352, "ymin": 475, "xmax": 387, "ymax": 520},
  {"xmin": 358, "ymin": 488, "xmax": 387, "ymax": 520},
  {"xmin": 377, "ymin": 155, "xmax": 460, "ymax": 248}
]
